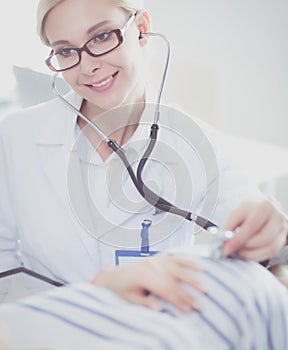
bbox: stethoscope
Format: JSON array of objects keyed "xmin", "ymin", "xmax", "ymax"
[{"xmin": 51, "ymin": 31, "xmax": 226, "ymax": 235}]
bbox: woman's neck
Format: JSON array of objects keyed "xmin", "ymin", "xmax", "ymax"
[{"xmin": 77, "ymin": 95, "xmax": 145, "ymax": 161}]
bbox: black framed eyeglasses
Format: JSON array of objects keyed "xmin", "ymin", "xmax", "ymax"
[{"xmin": 45, "ymin": 13, "xmax": 137, "ymax": 72}]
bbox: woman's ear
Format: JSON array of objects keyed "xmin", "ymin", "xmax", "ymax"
[{"xmin": 135, "ymin": 10, "xmax": 150, "ymax": 47}]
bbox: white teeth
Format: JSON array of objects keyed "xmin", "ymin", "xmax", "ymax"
[{"xmin": 91, "ymin": 76, "xmax": 113, "ymax": 88}]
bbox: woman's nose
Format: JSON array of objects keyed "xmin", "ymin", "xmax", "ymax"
[{"xmin": 79, "ymin": 51, "xmax": 102, "ymax": 73}]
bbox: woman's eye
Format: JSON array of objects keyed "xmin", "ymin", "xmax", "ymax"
[
  {"xmin": 58, "ymin": 48, "xmax": 74, "ymax": 57},
  {"xmin": 93, "ymin": 32, "xmax": 112, "ymax": 43}
]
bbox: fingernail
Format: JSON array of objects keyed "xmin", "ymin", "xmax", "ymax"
[
  {"xmin": 195, "ymin": 283, "xmax": 208, "ymax": 294},
  {"xmin": 150, "ymin": 302, "xmax": 162, "ymax": 311},
  {"xmin": 192, "ymin": 304, "xmax": 202, "ymax": 312},
  {"xmin": 181, "ymin": 305, "xmax": 192, "ymax": 313},
  {"xmin": 200, "ymin": 285, "xmax": 209, "ymax": 294}
]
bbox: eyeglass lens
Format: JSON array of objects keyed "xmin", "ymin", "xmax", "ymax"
[{"xmin": 49, "ymin": 31, "xmax": 120, "ymax": 71}]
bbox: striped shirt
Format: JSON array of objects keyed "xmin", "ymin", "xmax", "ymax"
[{"xmin": 0, "ymin": 256, "xmax": 287, "ymax": 350}]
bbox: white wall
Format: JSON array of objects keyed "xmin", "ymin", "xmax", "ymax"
[{"xmin": 145, "ymin": 0, "xmax": 288, "ymax": 148}]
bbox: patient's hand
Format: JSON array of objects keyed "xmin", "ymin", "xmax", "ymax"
[
  {"xmin": 91, "ymin": 255, "xmax": 206, "ymax": 313},
  {"xmin": 222, "ymin": 197, "xmax": 287, "ymax": 261}
]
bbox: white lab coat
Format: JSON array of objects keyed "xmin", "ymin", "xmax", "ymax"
[{"xmin": 0, "ymin": 91, "xmax": 260, "ymax": 283}]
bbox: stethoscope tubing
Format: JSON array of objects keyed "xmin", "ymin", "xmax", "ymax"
[{"xmin": 51, "ymin": 31, "xmax": 217, "ymax": 231}]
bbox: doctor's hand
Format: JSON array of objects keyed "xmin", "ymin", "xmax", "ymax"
[
  {"xmin": 222, "ymin": 197, "xmax": 288, "ymax": 262},
  {"xmin": 91, "ymin": 255, "xmax": 206, "ymax": 313}
]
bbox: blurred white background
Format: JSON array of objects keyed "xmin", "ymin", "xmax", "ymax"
[
  {"xmin": 1, "ymin": 0, "xmax": 287, "ymax": 147},
  {"xmin": 0, "ymin": 1, "xmax": 47, "ymax": 96},
  {"xmin": 0, "ymin": 0, "xmax": 287, "ymax": 209},
  {"xmin": 146, "ymin": 0, "xmax": 288, "ymax": 149}
]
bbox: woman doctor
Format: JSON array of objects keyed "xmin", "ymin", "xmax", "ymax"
[{"xmin": 0, "ymin": 0, "xmax": 287, "ymax": 310}]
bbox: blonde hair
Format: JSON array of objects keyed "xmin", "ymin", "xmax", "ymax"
[{"xmin": 37, "ymin": 0, "xmax": 144, "ymax": 46}]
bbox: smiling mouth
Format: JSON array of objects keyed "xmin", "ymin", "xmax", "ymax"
[{"xmin": 86, "ymin": 71, "xmax": 119, "ymax": 88}]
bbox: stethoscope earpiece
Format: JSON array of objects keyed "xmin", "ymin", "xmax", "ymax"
[{"xmin": 139, "ymin": 31, "xmax": 144, "ymax": 39}]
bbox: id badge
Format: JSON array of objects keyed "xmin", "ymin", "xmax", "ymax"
[
  {"xmin": 115, "ymin": 219, "xmax": 158, "ymax": 266},
  {"xmin": 115, "ymin": 250, "xmax": 158, "ymax": 266}
]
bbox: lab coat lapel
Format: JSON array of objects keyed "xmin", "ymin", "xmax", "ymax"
[
  {"xmin": 34, "ymin": 92, "xmax": 102, "ymax": 264},
  {"xmin": 35, "ymin": 92, "xmax": 80, "ymax": 206},
  {"xmin": 36, "ymin": 145, "xmax": 68, "ymax": 208}
]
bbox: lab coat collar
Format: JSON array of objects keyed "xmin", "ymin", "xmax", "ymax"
[{"xmin": 35, "ymin": 90, "xmax": 82, "ymax": 149}]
